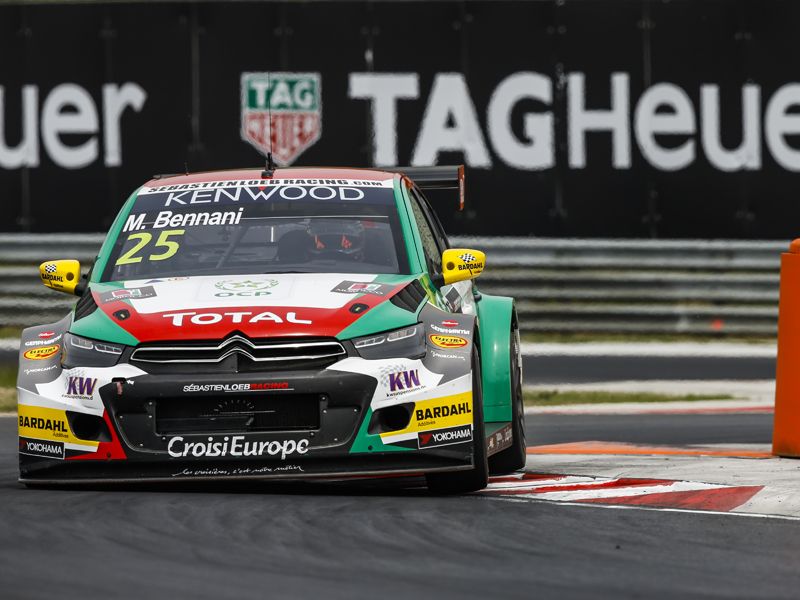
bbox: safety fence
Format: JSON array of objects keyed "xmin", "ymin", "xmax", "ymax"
[{"xmin": 0, "ymin": 234, "xmax": 785, "ymax": 336}]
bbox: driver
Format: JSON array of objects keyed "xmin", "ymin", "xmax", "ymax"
[{"xmin": 307, "ymin": 220, "xmax": 365, "ymax": 262}]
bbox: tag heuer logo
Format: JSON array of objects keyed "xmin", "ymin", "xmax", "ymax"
[{"xmin": 240, "ymin": 72, "xmax": 322, "ymax": 166}]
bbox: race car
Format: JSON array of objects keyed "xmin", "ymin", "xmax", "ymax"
[{"xmin": 17, "ymin": 165, "xmax": 524, "ymax": 493}]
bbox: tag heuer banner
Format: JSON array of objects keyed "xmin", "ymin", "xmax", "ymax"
[
  {"xmin": 5, "ymin": 0, "xmax": 800, "ymax": 239},
  {"xmin": 240, "ymin": 72, "xmax": 322, "ymax": 166}
]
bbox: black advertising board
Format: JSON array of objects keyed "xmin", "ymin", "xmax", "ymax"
[{"xmin": 1, "ymin": 0, "xmax": 800, "ymax": 239}]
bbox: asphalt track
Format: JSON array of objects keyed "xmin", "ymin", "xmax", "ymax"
[
  {"xmin": 2, "ymin": 415, "xmax": 798, "ymax": 599},
  {"xmin": 526, "ymin": 412, "xmax": 774, "ymax": 446}
]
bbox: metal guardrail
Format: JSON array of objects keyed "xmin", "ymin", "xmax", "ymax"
[
  {"xmin": 454, "ymin": 237, "xmax": 782, "ymax": 335},
  {"xmin": 0, "ymin": 234, "xmax": 785, "ymax": 335}
]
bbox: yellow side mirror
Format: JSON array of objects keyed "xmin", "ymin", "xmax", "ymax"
[
  {"xmin": 441, "ymin": 248, "xmax": 486, "ymax": 285},
  {"xmin": 39, "ymin": 260, "xmax": 82, "ymax": 295}
]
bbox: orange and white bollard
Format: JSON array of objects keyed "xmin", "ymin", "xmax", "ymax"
[{"xmin": 773, "ymin": 239, "xmax": 800, "ymax": 457}]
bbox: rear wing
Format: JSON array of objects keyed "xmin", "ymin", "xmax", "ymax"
[{"xmin": 393, "ymin": 165, "xmax": 465, "ymax": 211}]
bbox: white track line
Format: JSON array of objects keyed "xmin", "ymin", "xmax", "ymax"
[{"xmin": 488, "ymin": 496, "xmax": 800, "ymax": 522}]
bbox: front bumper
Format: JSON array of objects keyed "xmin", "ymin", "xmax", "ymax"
[{"xmin": 19, "ymin": 360, "xmax": 475, "ymax": 484}]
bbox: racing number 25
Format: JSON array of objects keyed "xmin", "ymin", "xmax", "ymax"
[{"xmin": 115, "ymin": 230, "xmax": 185, "ymax": 265}]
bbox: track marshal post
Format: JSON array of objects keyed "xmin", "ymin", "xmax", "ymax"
[{"xmin": 773, "ymin": 238, "xmax": 800, "ymax": 457}]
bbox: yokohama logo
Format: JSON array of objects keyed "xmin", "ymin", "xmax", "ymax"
[
  {"xmin": 418, "ymin": 425, "xmax": 473, "ymax": 449},
  {"xmin": 19, "ymin": 436, "xmax": 65, "ymax": 459}
]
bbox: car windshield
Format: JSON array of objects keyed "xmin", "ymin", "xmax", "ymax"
[{"xmin": 101, "ymin": 177, "xmax": 409, "ymax": 282}]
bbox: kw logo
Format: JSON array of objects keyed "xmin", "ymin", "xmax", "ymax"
[
  {"xmin": 66, "ymin": 376, "xmax": 98, "ymax": 398},
  {"xmin": 388, "ymin": 369, "xmax": 421, "ymax": 393}
]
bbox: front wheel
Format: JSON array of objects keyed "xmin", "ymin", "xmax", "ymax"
[
  {"xmin": 488, "ymin": 315, "xmax": 526, "ymax": 474},
  {"xmin": 425, "ymin": 344, "xmax": 488, "ymax": 494}
]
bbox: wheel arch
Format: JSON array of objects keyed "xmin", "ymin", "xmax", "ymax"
[{"xmin": 475, "ymin": 292, "xmax": 515, "ymax": 422}]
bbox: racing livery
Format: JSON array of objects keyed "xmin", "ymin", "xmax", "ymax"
[{"xmin": 18, "ymin": 166, "xmax": 524, "ymax": 493}]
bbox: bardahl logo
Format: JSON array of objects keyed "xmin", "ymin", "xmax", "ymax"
[
  {"xmin": 415, "ymin": 401, "xmax": 471, "ymax": 423},
  {"xmin": 241, "ymin": 72, "xmax": 322, "ymax": 166},
  {"xmin": 18, "ymin": 414, "xmax": 69, "ymax": 435}
]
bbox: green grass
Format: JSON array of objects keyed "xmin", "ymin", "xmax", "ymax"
[
  {"xmin": 0, "ymin": 326, "xmax": 24, "ymax": 339},
  {"xmin": 0, "ymin": 366, "xmax": 16, "ymax": 412},
  {"xmin": 521, "ymin": 332, "xmax": 776, "ymax": 345},
  {"xmin": 0, "ymin": 388, "xmax": 15, "ymax": 413},
  {"xmin": 0, "ymin": 366, "xmax": 16, "ymax": 388},
  {"xmin": 523, "ymin": 389, "xmax": 734, "ymax": 406}
]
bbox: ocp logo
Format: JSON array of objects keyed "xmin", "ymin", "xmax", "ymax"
[
  {"xmin": 214, "ymin": 279, "xmax": 278, "ymax": 297},
  {"xmin": 240, "ymin": 72, "xmax": 322, "ymax": 166}
]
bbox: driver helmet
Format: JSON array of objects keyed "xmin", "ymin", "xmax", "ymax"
[{"xmin": 307, "ymin": 219, "xmax": 365, "ymax": 259}]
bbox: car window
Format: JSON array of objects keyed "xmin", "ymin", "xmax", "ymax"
[
  {"xmin": 407, "ymin": 184, "xmax": 443, "ymax": 275},
  {"xmin": 101, "ymin": 178, "xmax": 410, "ymax": 281},
  {"xmin": 415, "ymin": 187, "xmax": 450, "ymax": 251}
]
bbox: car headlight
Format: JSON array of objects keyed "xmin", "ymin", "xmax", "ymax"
[
  {"xmin": 61, "ymin": 333, "xmax": 124, "ymax": 368},
  {"xmin": 352, "ymin": 325, "xmax": 425, "ymax": 360}
]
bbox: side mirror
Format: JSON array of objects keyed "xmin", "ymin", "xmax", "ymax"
[
  {"xmin": 441, "ymin": 248, "xmax": 486, "ymax": 285},
  {"xmin": 39, "ymin": 260, "xmax": 82, "ymax": 295}
]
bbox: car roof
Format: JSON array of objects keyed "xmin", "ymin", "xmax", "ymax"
[{"xmin": 144, "ymin": 167, "xmax": 399, "ymax": 187}]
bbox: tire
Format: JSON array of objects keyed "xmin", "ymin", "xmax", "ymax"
[
  {"xmin": 488, "ymin": 316, "xmax": 526, "ymax": 474},
  {"xmin": 425, "ymin": 344, "xmax": 488, "ymax": 494}
]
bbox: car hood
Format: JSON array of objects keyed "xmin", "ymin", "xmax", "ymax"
[{"xmin": 79, "ymin": 273, "xmax": 421, "ymax": 343}]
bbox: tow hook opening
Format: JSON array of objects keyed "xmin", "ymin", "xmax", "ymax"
[
  {"xmin": 66, "ymin": 411, "xmax": 112, "ymax": 442},
  {"xmin": 368, "ymin": 403, "xmax": 413, "ymax": 434}
]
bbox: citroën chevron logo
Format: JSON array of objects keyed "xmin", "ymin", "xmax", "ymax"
[{"xmin": 240, "ymin": 72, "xmax": 322, "ymax": 166}]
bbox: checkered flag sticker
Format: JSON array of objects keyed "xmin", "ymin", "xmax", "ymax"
[
  {"xmin": 44, "ymin": 264, "xmax": 57, "ymax": 273},
  {"xmin": 459, "ymin": 253, "xmax": 477, "ymax": 262}
]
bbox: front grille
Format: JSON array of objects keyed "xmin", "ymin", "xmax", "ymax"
[
  {"xmin": 155, "ymin": 394, "xmax": 321, "ymax": 434},
  {"xmin": 131, "ymin": 335, "xmax": 346, "ymax": 367}
]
